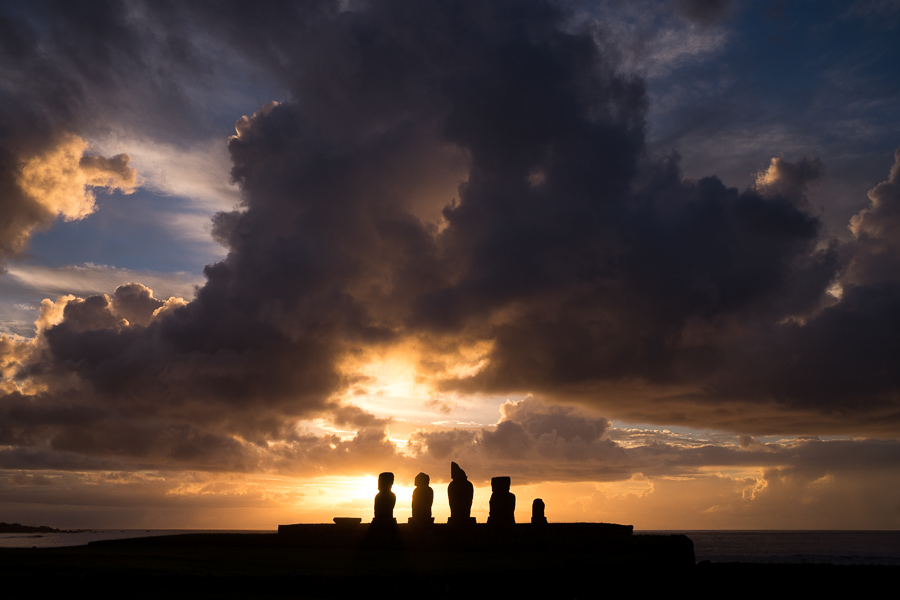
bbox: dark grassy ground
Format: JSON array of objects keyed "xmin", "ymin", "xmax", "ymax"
[{"xmin": 0, "ymin": 527, "xmax": 893, "ymax": 598}]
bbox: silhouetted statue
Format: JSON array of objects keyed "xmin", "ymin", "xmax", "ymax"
[
  {"xmin": 487, "ymin": 476, "xmax": 515, "ymax": 526},
  {"xmin": 531, "ymin": 498, "xmax": 547, "ymax": 525},
  {"xmin": 447, "ymin": 462, "xmax": 475, "ymax": 525},
  {"xmin": 409, "ymin": 472, "xmax": 434, "ymax": 526},
  {"xmin": 373, "ymin": 472, "xmax": 397, "ymax": 524}
]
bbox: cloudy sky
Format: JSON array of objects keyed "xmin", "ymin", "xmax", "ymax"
[{"xmin": 2, "ymin": 0, "xmax": 899, "ymax": 530}]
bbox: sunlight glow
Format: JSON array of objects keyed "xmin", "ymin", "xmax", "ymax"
[
  {"xmin": 335, "ymin": 339, "xmax": 494, "ymax": 423},
  {"xmin": 827, "ymin": 281, "xmax": 843, "ymax": 299}
]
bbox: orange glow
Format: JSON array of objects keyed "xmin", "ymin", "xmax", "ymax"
[
  {"xmin": 18, "ymin": 134, "xmax": 137, "ymax": 219},
  {"xmin": 334, "ymin": 339, "xmax": 494, "ymax": 423},
  {"xmin": 9, "ymin": 463, "xmax": 899, "ymax": 531}
]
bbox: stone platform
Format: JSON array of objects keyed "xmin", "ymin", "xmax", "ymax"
[{"xmin": 276, "ymin": 521, "xmax": 694, "ymax": 568}]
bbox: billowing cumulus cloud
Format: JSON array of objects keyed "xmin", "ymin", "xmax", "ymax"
[
  {"xmin": 754, "ymin": 155, "xmax": 824, "ymax": 207},
  {"xmin": 846, "ymin": 148, "xmax": 900, "ymax": 286},
  {"xmin": 1, "ymin": 134, "xmax": 138, "ymax": 260},
  {"xmin": 1, "ymin": 0, "xmax": 899, "ymax": 529},
  {"xmin": 18, "ymin": 134, "xmax": 138, "ymax": 220}
]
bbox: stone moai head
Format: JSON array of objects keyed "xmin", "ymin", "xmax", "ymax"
[
  {"xmin": 491, "ymin": 476, "xmax": 511, "ymax": 492},
  {"xmin": 415, "ymin": 472, "xmax": 429, "ymax": 487},
  {"xmin": 451, "ymin": 461, "xmax": 466, "ymax": 481},
  {"xmin": 378, "ymin": 472, "xmax": 394, "ymax": 492}
]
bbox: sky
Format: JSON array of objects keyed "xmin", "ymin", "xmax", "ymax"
[{"xmin": 1, "ymin": 0, "xmax": 899, "ymax": 530}]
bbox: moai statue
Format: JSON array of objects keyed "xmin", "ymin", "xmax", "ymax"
[
  {"xmin": 487, "ymin": 476, "xmax": 515, "ymax": 526},
  {"xmin": 373, "ymin": 472, "xmax": 397, "ymax": 524},
  {"xmin": 531, "ymin": 498, "xmax": 548, "ymax": 525},
  {"xmin": 447, "ymin": 462, "xmax": 475, "ymax": 525},
  {"xmin": 409, "ymin": 472, "xmax": 435, "ymax": 526}
]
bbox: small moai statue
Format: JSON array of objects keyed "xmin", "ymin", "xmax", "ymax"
[
  {"xmin": 447, "ymin": 461, "xmax": 475, "ymax": 526},
  {"xmin": 409, "ymin": 472, "xmax": 435, "ymax": 526},
  {"xmin": 531, "ymin": 498, "xmax": 548, "ymax": 525},
  {"xmin": 373, "ymin": 472, "xmax": 397, "ymax": 524},
  {"xmin": 487, "ymin": 476, "xmax": 515, "ymax": 526}
]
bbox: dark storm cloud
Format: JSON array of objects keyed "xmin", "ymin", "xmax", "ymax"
[
  {"xmin": 0, "ymin": 0, "xmax": 251, "ymax": 141},
  {"xmin": 696, "ymin": 152, "xmax": 900, "ymax": 419},
  {"xmin": 0, "ymin": 381, "xmax": 402, "ymax": 476},
  {"xmin": 442, "ymin": 153, "xmax": 840, "ymax": 411},
  {"xmin": 754, "ymin": 156, "xmax": 824, "ymax": 207},
  {"xmin": 676, "ymin": 0, "xmax": 732, "ymax": 25},
  {"xmin": 846, "ymin": 148, "xmax": 900, "ymax": 285},
  {"xmin": 2, "ymin": 0, "xmax": 900, "ymax": 479},
  {"xmin": 109, "ymin": 283, "xmax": 166, "ymax": 327}
]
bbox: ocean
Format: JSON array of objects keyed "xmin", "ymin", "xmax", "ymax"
[
  {"xmin": 636, "ymin": 530, "xmax": 900, "ymax": 565},
  {"xmin": 2, "ymin": 528, "xmax": 898, "ymax": 565}
]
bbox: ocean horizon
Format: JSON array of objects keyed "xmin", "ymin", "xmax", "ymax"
[{"xmin": 2, "ymin": 528, "xmax": 898, "ymax": 565}]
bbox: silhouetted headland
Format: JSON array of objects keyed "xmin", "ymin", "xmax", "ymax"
[{"xmin": 0, "ymin": 522, "xmax": 82, "ymax": 533}]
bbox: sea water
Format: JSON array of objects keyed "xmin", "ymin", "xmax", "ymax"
[{"xmin": 636, "ymin": 530, "xmax": 900, "ymax": 565}]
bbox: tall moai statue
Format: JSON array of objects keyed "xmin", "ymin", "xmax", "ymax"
[
  {"xmin": 447, "ymin": 462, "xmax": 475, "ymax": 526},
  {"xmin": 409, "ymin": 472, "xmax": 434, "ymax": 526},
  {"xmin": 373, "ymin": 471, "xmax": 397, "ymax": 525},
  {"xmin": 487, "ymin": 476, "xmax": 515, "ymax": 526},
  {"xmin": 531, "ymin": 498, "xmax": 548, "ymax": 525}
]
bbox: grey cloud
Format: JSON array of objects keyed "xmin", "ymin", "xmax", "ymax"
[
  {"xmin": 55, "ymin": 295, "xmax": 119, "ymax": 332},
  {"xmin": 846, "ymin": 148, "xmax": 900, "ymax": 286},
  {"xmin": 0, "ymin": 385, "xmax": 404, "ymax": 476},
  {"xmin": 329, "ymin": 404, "xmax": 390, "ymax": 429},
  {"xmin": 414, "ymin": 399, "xmax": 900, "ymax": 484},
  {"xmin": 676, "ymin": 0, "xmax": 733, "ymax": 26},
  {"xmin": 443, "ymin": 155, "xmax": 839, "ymax": 413},
  {"xmin": 481, "ymin": 421, "xmax": 533, "ymax": 459},
  {"xmin": 697, "ymin": 151, "xmax": 900, "ymax": 419},
  {"xmin": 851, "ymin": 148, "xmax": 900, "ymax": 241},
  {"xmin": 409, "ymin": 429, "xmax": 478, "ymax": 461},
  {"xmin": 754, "ymin": 156, "xmax": 824, "ymax": 207},
  {"xmin": 412, "ymin": 399, "xmax": 626, "ymax": 481},
  {"xmin": 110, "ymin": 283, "xmax": 166, "ymax": 326},
  {"xmin": 499, "ymin": 399, "xmax": 609, "ymax": 443}
]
